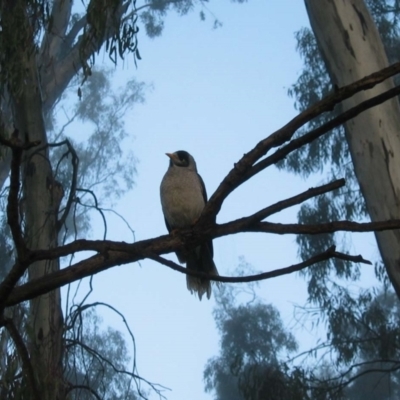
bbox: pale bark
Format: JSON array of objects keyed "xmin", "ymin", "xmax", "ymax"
[{"xmin": 305, "ymin": 0, "xmax": 400, "ymax": 297}]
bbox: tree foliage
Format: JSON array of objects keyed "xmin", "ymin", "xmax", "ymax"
[
  {"xmin": 205, "ymin": 265, "xmax": 400, "ymax": 399},
  {"xmin": 204, "ymin": 270, "xmax": 303, "ymax": 400}
]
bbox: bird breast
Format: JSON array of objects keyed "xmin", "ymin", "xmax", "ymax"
[{"xmin": 160, "ymin": 168, "xmax": 205, "ymax": 228}]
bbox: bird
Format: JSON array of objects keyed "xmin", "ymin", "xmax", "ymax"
[{"xmin": 160, "ymin": 150, "xmax": 218, "ymax": 300}]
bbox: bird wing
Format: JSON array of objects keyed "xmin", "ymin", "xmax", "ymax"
[
  {"xmin": 164, "ymin": 217, "xmax": 172, "ymax": 233},
  {"xmin": 197, "ymin": 173, "xmax": 208, "ymax": 203},
  {"xmin": 197, "ymin": 172, "xmax": 214, "ymax": 257}
]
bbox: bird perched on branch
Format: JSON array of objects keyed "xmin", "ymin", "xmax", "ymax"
[{"xmin": 160, "ymin": 150, "xmax": 218, "ymax": 300}]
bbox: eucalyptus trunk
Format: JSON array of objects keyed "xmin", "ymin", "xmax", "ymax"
[
  {"xmin": 305, "ymin": 0, "xmax": 400, "ymax": 297},
  {"xmin": 2, "ymin": 1, "xmax": 65, "ymax": 399}
]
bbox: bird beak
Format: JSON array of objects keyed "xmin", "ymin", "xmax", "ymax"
[{"xmin": 166, "ymin": 153, "xmax": 179, "ymax": 164}]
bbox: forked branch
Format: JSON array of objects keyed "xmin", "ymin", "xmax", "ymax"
[{"xmin": 4, "ymin": 63, "xmax": 400, "ymax": 308}]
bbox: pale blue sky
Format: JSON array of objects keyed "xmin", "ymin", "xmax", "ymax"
[{"xmin": 62, "ymin": 1, "xmax": 378, "ymax": 399}]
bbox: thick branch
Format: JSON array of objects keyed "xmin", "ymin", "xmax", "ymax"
[
  {"xmin": 63, "ymin": 16, "xmax": 87, "ymax": 51},
  {"xmin": 200, "ymin": 62, "xmax": 400, "ymax": 223},
  {"xmin": 7, "ymin": 211, "xmax": 398, "ymax": 307},
  {"xmin": 42, "ymin": 0, "xmax": 131, "ymax": 112},
  {"xmin": 40, "ymin": 0, "xmax": 73, "ymax": 63},
  {"xmin": 6, "ymin": 244, "xmax": 371, "ymax": 306}
]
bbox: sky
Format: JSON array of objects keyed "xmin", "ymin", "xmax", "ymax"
[{"xmin": 60, "ymin": 1, "xmax": 379, "ymax": 399}]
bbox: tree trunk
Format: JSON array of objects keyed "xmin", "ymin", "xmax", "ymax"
[
  {"xmin": 2, "ymin": 1, "xmax": 65, "ymax": 398},
  {"xmin": 21, "ymin": 73, "xmax": 65, "ymax": 399},
  {"xmin": 304, "ymin": 0, "xmax": 400, "ymax": 297}
]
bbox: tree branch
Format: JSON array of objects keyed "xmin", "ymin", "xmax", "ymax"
[
  {"xmin": 199, "ymin": 61, "xmax": 400, "ymax": 224},
  {"xmin": 250, "ymin": 83, "xmax": 400, "ymax": 178},
  {"xmin": 5, "ymin": 242, "xmax": 372, "ymax": 307},
  {"xmin": 42, "ymin": 0, "xmax": 132, "ymax": 112},
  {"xmin": 5, "ymin": 63, "xmax": 400, "ymax": 307},
  {"xmin": 0, "ymin": 133, "xmax": 34, "ymax": 311},
  {"xmin": 148, "ymin": 246, "xmax": 370, "ymax": 283},
  {"xmin": 40, "ymin": 0, "xmax": 73, "ymax": 64},
  {"xmin": 1, "ymin": 317, "xmax": 40, "ymax": 400},
  {"xmin": 54, "ymin": 140, "xmax": 79, "ymax": 231},
  {"xmin": 6, "ymin": 216, "xmax": 400, "ymax": 308},
  {"xmin": 65, "ymin": 337, "xmax": 167, "ymax": 399},
  {"xmin": 226, "ymin": 179, "xmax": 345, "ymax": 226},
  {"xmin": 242, "ymin": 219, "xmax": 400, "ymax": 235}
]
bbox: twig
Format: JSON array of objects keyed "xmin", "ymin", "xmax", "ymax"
[
  {"xmin": 76, "ymin": 188, "xmax": 107, "ymax": 240},
  {"xmin": 57, "ymin": 140, "xmax": 79, "ymax": 230},
  {"xmin": 66, "ymin": 338, "xmax": 168, "ymax": 400}
]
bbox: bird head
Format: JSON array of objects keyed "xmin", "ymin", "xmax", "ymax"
[{"xmin": 166, "ymin": 150, "xmax": 197, "ymax": 170}]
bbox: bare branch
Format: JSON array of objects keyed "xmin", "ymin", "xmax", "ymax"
[
  {"xmin": 6, "ymin": 243, "xmax": 373, "ymax": 307},
  {"xmin": 6, "ymin": 214, "xmax": 400, "ymax": 308},
  {"xmin": 75, "ymin": 188, "xmax": 107, "ymax": 240},
  {"xmin": 1, "ymin": 317, "xmax": 40, "ymax": 400},
  {"xmin": 243, "ymin": 219, "xmax": 400, "ymax": 236},
  {"xmin": 199, "ymin": 62, "xmax": 400, "ymax": 223},
  {"xmin": 0, "ymin": 132, "xmax": 35, "ymax": 311},
  {"xmin": 229, "ymin": 179, "xmax": 345, "ymax": 226},
  {"xmin": 148, "ymin": 246, "xmax": 370, "ymax": 283},
  {"xmin": 55, "ymin": 140, "xmax": 79, "ymax": 231},
  {"xmin": 66, "ymin": 301, "xmax": 147, "ymax": 396},
  {"xmin": 250, "ymin": 83, "xmax": 400, "ymax": 178},
  {"xmin": 66, "ymin": 338, "xmax": 168, "ymax": 400},
  {"xmin": 5, "ymin": 63, "xmax": 400, "ymax": 308}
]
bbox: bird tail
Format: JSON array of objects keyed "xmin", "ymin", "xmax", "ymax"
[{"xmin": 186, "ymin": 243, "xmax": 218, "ymax": 300}]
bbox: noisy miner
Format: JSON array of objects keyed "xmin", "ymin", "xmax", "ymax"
[{"xmin": 160, "ymin": 150, "xmax": 218, "ymax": 300}]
